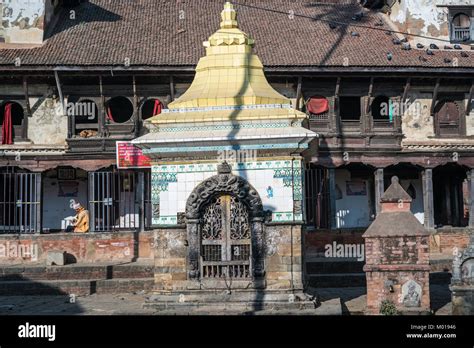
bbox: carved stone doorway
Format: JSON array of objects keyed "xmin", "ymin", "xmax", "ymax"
[{"xmin": 185, "ymin": 162, "xmax": 265, "ymax": 282}]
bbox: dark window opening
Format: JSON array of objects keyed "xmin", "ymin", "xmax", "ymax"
[
  {"xmin": 71, "ymin": 99, "xmax": 99, "ymax": 136},
  {"xmin": 141, "ymin": 99, "xmax": 163, "ymax": 120},
  {"xmin": 433, "ymin": 165, "xmax": 468, "ymax": 228},
  {"xmin": 105, "ymin": 96, "xmax": 134, "ymax": 124},
  {"xmin": 371, "ymin": 95, "xmax": 390, "ymax": 120},
  {"xmin": 339, "ymin": 96, "xmax": 361, "ymax": 120},
  {"xmin": 0, "ymin": 102, "xmax": 25, "ymax": 142}
]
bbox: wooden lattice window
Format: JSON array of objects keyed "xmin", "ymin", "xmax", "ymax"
[
  {"xmin": 200, "ymin": 195, "xmax": 252, "ymax": 279},
  {"xmin": 434, "ymin": 100, "xmax": 464, "ymax": 137}
]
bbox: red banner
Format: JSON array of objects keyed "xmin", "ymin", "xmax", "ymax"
[{"xmin": 116, "ymin": 141, "xmax": 151, "ymax": 169}]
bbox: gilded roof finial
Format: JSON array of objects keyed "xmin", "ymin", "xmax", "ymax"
[{"xmin": 220, "ymin": 2, "xmax": 238, "ymax": 29}]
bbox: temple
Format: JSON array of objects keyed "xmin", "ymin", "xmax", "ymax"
[{"xmin": 133, "ymin": 3, "xmax": 316, "ymax": 306}]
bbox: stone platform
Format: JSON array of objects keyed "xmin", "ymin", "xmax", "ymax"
[
  {"xmin": 144, "ymin": 289, "xmax": 342, "ymax": 314},
  {"xmin": 144, "ymin": 289, "xmax": 321, "ymax": 312}
]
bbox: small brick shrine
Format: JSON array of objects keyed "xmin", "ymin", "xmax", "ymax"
[{"xmin": 363, "ymin": 176, "xmax": 430, "ymax": 315}]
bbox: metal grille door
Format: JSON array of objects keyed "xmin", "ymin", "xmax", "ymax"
[
  {"xmin": 89, "ymin": 170, "xmax": 141, "ymax": 232},
  {"xmin": 0, "ymin": 172, "xmax": 41, "ymax": 234},
  {"xmin": 304, "ymin": 165, "xmax": 330, "ymax": 229},
  {"xmin": 201, "ymin": 195, "xmax": 252, "ymax": 279}
]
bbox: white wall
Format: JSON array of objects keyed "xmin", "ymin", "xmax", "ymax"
[
  {"xmin": 153, "ymin": 159, "xmax": 300, "ymax": 225},
  {"xmin": 42, "ymin": 174, "xmax": 88, "ymax": 230},
  {"xmin": 399, "ymin": 178, "xmax": 425, "ymax": 224},
  {"xmin": 335, "ymin": 170, "xmax": 371, "ymax": 229}
]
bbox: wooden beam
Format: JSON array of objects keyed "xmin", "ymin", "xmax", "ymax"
[
  {"xmin": 169, "ymin": 75, "xmax": 175, "ymax": 102},
  {"xmin": 99, "ymin": 76, "xmax": 105, "ymax": 137},
  {"xmin": 22, "ymin": 76, "xmax": 30, "ymax": 140},
  {"xmin": 366, "ymin": 77, "xmax": 374, "ymax": 114},
  {"xmin": 466, "ymin": 81, "xmax": 473, "ymax": 116},
  {"xmin": 333, "ymin": 77, "xmax": 341, "ymax": 134},
  {"xmin": 53, "ymin": 71, "xmax": 65, "ymax": 117},
  {"xmin": 422, "ymin": 168, "xmax": 435, "ymax": 229},
  {"xmin": 133, "ymin": 75, "xmax": 139, "ymax": 137},
  {"xmin": 469, "ymin": 169, "xmax": 474, "ymax": 228},
  {"xmin": 335, "ymin": 77, "xmax": 341, "ymax": 98},
  {"xmin": 402, "ymin": 77, "xmax": 411, "ymax": 103},
  {"xmin": 430, "ymin": 78, "xmax": 440, "ymax": 116},
  {"xmin": 328, "ymin": 168, "xmax": 337, "ymax": 229},
  {"xmin": 295, "ymin": 76, "xmax": 303, "ymax": 111},
  {"xmin": 374, "ymin": 168, "xmax": 384, "ymax": 216}
]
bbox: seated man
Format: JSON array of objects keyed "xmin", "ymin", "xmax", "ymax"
[{"xmin": 70, "ymin": 202, "xmax": 89, "ymax": 233}]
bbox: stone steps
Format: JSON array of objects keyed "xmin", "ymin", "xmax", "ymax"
[
  {"xmin": 0, "ymin": 261, "xmax": 155, "ymax": 296},
  {"xmin": 0, "ymin": 262, "xmax": 154, "ymax": 281},
  {"xmin": 307, "ymin": 273, "xmax": 367, "ymax": 288},
  {"xmin": 0, "ymin": 278, "xmax": 154, "ymax": 296},
  {"xmin": 305, "ymin": 259, "xmax": 365, "ymax": 274}
]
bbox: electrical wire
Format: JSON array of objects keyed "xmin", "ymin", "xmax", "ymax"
[{"xmin": 232, "ymin": 1, "xmax": 468, "ymax": 45}]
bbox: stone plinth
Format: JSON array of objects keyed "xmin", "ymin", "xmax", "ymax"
[
  {"xmin": 147, "ymin": 223, "xmax": 311, "ymax": 311},
  {"xmin": 450, "ymin": 233, "xmax": 474, "ymax": 315},
  {"xmin": 363, "ymin": 176, "xmax": 431, "ymax": 315}
]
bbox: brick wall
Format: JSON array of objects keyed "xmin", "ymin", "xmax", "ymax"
[
  {"xmin": 0, "ymin": 231, "xmax": 154, "ymax": 264},
  {"xmin": 364, "ymin": 235, "xmax": 430, "ymax": 314}
]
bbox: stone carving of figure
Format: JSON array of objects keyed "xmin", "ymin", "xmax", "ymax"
[{"xmin": 403, "ymin": 281, "xmax": 421, "ymax": 307}]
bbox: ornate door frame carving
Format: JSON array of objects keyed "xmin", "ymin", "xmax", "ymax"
[{"xmin": 185, "ymin": 162, "xmax": 265, "ymax": 280}]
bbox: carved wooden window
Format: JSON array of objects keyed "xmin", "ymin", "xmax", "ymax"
[
  {"xmin": 434, "ymin": 100, "xmax": 464, "ymax": 137},
  {"xmin": 201, "ymin": 195, "xmax": 251, "ymax": 279},
  {"xmin": 451, "ymin": 13, "xmax": 471, "ymax": 42}
]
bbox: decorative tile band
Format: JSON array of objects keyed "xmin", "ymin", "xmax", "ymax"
[
  {"xmin": 153, "ymin": 159, "xmax": 301, "ymax": 173},
  {"xmin": 153, "ymin": 212, "xmax": 302, "ymax": 226},
  {"xmin": 163, "ymin": 103, "xmax": 291, "ymax": 114},
  {"xmin": 157, "ymin": 121, "xmax": 293, "ymax": 133},
  {"xmin": 143, "ymin": 143, "xmax": 308, "ymax": 154}
]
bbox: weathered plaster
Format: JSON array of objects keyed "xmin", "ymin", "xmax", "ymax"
[
  {"xmin": 1, "ymin": 0, "xmax": 46, "ymax": 44},
  {"xmin": 390, "ymin": 0, "xmax": 449, "ymax": 43},
  {"xmin": 28, "ymin": 98, "xmax": 68, "ymax": 145},
  {"xmin": 401, "ymin": 93, "xmax": 435, "ymax": 141}
]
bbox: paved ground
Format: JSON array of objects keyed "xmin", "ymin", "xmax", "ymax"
[
  {"xmin": 0, "ymin": 293, "xmax": 342, "ymax": 315},
  {"xmin": 0, "ymin": 284, "xmax": 453, "ymax": 315}
]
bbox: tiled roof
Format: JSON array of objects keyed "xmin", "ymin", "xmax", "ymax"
[{"xmin": 0, "ymin": 0, "xmax": 472, "ymax": 70}]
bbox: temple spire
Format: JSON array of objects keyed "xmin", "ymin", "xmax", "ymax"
[{"xmin": 220, "ymin": 2, "xmax": 238, "ymax": 29}]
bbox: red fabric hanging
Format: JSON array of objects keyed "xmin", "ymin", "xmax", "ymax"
[
  {"xmin": 307, "ymin": 96, "xmax": 329, "ymax": 115},
  {"xmin": 152, "ymin": 99, "xmax": 162, "ymax": 116},
  {"xmin": 106, "ymin": 106, "xmax": 115, "ymax": 122},
  {"xmin": 1, "ymin": 103, "xmax": 13, "ymax": 145}
]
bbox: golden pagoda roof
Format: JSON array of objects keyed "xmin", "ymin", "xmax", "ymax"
[{"xmin": 148, "ymin": 2, "xmax": 305, "ymax": 124}]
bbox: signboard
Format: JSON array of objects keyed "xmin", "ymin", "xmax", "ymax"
[{"xmin": 116, "ymin": 141, "xmax": 151, "ymax": 169}]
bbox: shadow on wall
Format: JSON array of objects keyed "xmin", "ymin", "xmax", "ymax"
[{"xmin": 45, "ymin": 1, "xmax": 122, "ymax": 40}]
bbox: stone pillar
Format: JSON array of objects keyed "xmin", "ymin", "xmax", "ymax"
[
  {"xmin": 265, "ymin": 224, "xmax": 303, "ymax": 292},
  {"xmin": 422, "ymin": 168, "xmax": 435, "ymax": 229},
  {"xmin": 328, "ymin": 168, "xmax": 337, "ymax": 229},
  {"xmin": 186, "ymin": 219, "xmax": 200, "ymax": 280},
  {"xmin": 251, "ymin": 217, "xmax": 265, "ymax": 279},
  {"xmin": 363, "ymin": 176, "xmax": 431, "ymax": 315},
  {"xmin": 374, "ymin": 168, "xmax": 384, "ymax": 216},
  {"xmin": 153, "ymin": 228, "xmax": 187, "ymax": 292}
]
